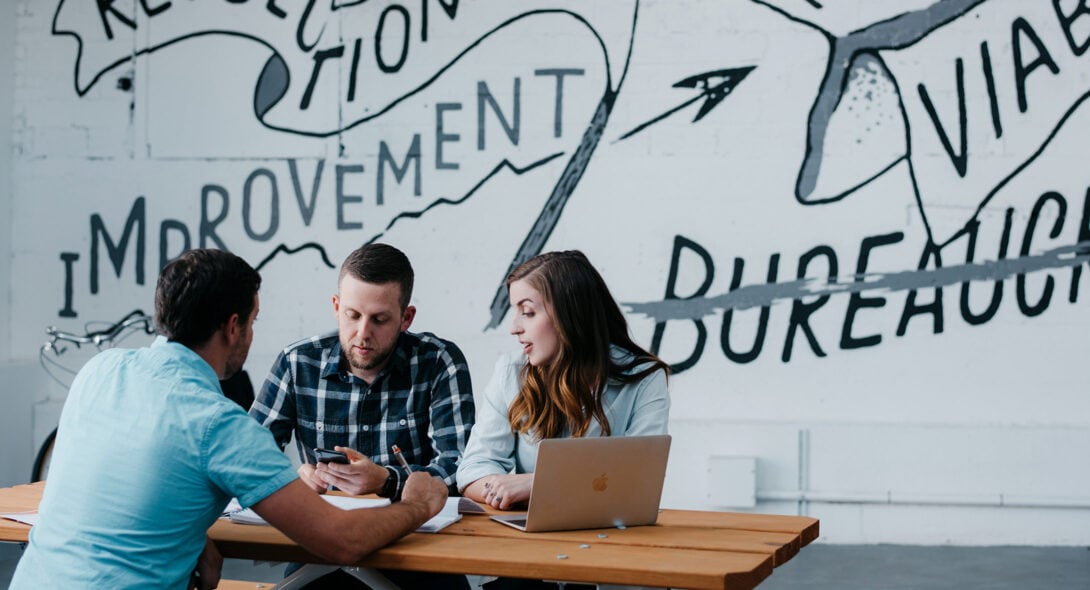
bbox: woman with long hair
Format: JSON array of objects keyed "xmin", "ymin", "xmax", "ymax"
[{"xmin": 457, "ymin": 250, "xmax": 670, "ymax": 511}]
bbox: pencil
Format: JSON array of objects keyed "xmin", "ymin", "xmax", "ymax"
[{"xmin": 391, "ymin": 444, "xmax": 413, "ymax": 472}]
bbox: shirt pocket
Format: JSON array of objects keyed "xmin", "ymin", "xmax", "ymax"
[
  {"xmin": 386, "ymin": 405, "xmax": 432, "ymax": 461},
  {"xmin": 297, "ymin": 402, "xmax": 354, "ymax": 449}
]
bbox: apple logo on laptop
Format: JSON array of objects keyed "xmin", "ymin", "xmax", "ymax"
[{"xmin": 592, "ymin": 473, "xmax": 608, "ymax": 492}]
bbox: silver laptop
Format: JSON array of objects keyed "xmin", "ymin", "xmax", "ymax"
[{"xmin": 490, "ymin": 434, "xmax": 671, "ymax": 532}]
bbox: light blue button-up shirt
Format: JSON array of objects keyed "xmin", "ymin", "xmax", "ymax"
[
  {"xmin": 12, "ymin": 337, "xmax": 297, "ymax": 589},
  {"xmin": 457, "ymin": 347, "xmax": 669, "ymax": 491}
]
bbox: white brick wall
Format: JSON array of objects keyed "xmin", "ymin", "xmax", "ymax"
[
  {"xmin": 3, "ymin": 0, "xmax": 1089, "ymax": 543},
  {"xmin": 0, "ymin": 1, "xmax": 15, "ymax": 362}
]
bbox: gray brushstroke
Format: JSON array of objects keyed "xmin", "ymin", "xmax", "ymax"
[
  {"xmin": 753, "ymin": 0, "xmax": 989, "ymax": 203},
  {"xmin": 254, "ymin": 54, "xmax": 290, "ymax": 118},
  {"xmin": 485, "ymin": 4, "xmax": 641, "ymax": 330},
  {"xmin": 624, "ymin": 241, "xmax": 1090, "ymax": 322},
  {"xmin": 485, "ymin": 96, "xmax": 613, "ymax": 329}
]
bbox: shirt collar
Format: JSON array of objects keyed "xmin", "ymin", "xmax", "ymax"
[
  {"xmin": 152, "ymin": 335, "xmax": 221, "ymax": 386},
  {"xmin": 322, "ymin": 332, "xmax": 411, "ymax": 381}
]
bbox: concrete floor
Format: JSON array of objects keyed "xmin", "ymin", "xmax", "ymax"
[
  {"xmin": 757, "ymin": 544, "xmax": 1090, "ymax": 590},
  {"xmin": 2, "ymin": 541, "xmax": 1088, "ymax": 588}
]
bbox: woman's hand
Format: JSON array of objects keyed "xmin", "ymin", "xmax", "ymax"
[{"xmin": 466, "ymin": 474, "xmax": 533, "ymax": 510}]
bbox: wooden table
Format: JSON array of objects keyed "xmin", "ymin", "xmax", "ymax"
[{"xmin": 0, "ymin": 482, "xmax": 818, "ymax": 589}]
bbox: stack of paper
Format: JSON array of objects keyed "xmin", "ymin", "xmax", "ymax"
[
  {"xmin": 223, "ymin": 495, "xmax": 481, "ymax": 533},
  {"xmin": 0, "ymin": 511, "xmax": 38, "ymax": 526},
  {"xmin": 416, "ymin": 498, "xmax": 462, "ymax": 533}
]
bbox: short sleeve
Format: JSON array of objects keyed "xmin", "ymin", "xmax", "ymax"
[{"xmin": 204, "ymin": 406, "xmax": 297, "ymax": 508}]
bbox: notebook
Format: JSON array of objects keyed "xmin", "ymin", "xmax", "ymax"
[
  {"xmin": 223, "ymin": 495, "xmax": 473, "ymax": 533},
  {"xmin": 490, "ymin": 434, "xmax": 671, "ymax": 532}
]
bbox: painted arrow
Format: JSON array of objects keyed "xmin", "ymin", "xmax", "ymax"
[{"xmin": 617, "ymin": 66, "xmax": 756, "ymax": 141}]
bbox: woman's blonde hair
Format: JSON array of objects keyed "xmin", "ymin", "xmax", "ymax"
[{"xmin": 506, "ymin": 251, "xmax": 668, "ymax": 439}]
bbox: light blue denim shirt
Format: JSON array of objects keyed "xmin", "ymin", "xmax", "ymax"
[
  {"xmin": 12, "ymin": 337, "xmax": 297, "ymax": 590},
  {"xmin": 457, "ymin": 346, "xmax": 669, "ymax": 492}
]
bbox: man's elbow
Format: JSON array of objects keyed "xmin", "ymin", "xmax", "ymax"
[{"xmin": 315, "ymin": 539, "xmax": 382, "ymax": 565}]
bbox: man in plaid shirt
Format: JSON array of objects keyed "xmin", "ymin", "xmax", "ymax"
[{"xmin": 250, "ymin": 243, "xmax": 475, "ymax": 502}]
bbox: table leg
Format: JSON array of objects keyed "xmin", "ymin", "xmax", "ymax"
[
  {"xmin": 342, "ymin": 566, "xmax": 401, "ymax": 589},
  {"xmin": 272, "ymin": 564, "xmax": 400, "ymax": 590},
  {"xmin": 272, "ymin": 564, "xmax": 338, "ymax": 589}
]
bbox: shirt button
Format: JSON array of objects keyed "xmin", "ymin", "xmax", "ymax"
[
  {"xmin": 316, "ymin": 423, "xmax": 324, "ymax": 432},
  {"xmin": 399, "ymin": 419, "xmax": 407, "ymax": 426},
  {"xmin": 362, "ymin": 425, "xmax": 370, "ymax": 432}
]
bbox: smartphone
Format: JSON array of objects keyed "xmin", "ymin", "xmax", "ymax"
[{"xmin": 313, "ymin": 447, "xmax": 349, "ymax": 464}]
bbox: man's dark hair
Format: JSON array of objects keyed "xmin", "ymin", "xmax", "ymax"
[
  {"xmin": 155, "ymin": 249, "xmax": 261, "ymax": 347},
  {"xmin": 339, "ymin": 243, "xmax": 414, "ymax": 309}
]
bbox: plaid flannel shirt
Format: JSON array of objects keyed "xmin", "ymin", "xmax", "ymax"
[{"xmin": 250, "ymin": 330, "xmax": 474, "ymax": 497}]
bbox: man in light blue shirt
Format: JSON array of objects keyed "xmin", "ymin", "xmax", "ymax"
[{"xmin": 12, "ymin": 249, "xmax": 448, "ymax": 590}]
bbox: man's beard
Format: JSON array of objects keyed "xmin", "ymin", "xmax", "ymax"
[
  {"xmin": 224, "ymin": 336, "xmax": 249, "ymax": 378},
  {"xmin": 344, "ymin": 338, "xmax": 395, "ymax": 373}
]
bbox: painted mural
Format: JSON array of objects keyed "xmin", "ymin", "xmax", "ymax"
[{"xmin": 12, "ymin": 0, "xmax": 1090, "ymax": 538}]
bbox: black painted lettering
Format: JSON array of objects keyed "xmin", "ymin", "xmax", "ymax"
[
  {"xmin": 477, "ymin": 79, "xmax": 521, "ymax": 150},
  {"xmin": 243, "ymin": 168, "xmax": 280, "ymax": 241},
  {"xmin": 300, "ymin": 46, "xmax": 344, "ymax": 110},
  {"xmin": 918, "ymin": 58, "xmax": 968, "ymax": 177},
  {"xmin": 375, "ymin": 4, "xmax": 410, "ymax": 73},
  {"xmin": 721, "ymin": 254, "xmax": 779, "ymax": 364},
  {"xmin": 1017, "ymin": 191, "xmax": 1066, "ymax": 316},
  {"xmin": 1053, "ymin": 0, "xmax": 1090, "ymax": 56},
  {"xmin": 420, "ymin": 0, "xmax": 459, "ymax": 42},
  {"xmin": 348, "ymin": 38, "xmax": 363, "ymax": 102},
  {"xmin": 96, "ymin": 0, "xmax": 136, "ymax": 40},
  {"xmin": 200, "ymin": 184, "xmax": 230, "ymax": 250},
  {"xmin": 535, "ymin": 69, "xmax": 585, "ymax": 138},
  {"xmin": 266, "ymin": 0, "xmax": 287, "ymax": 19},
  {"xmin": 435, "ymin": 102, "xmax": 462, "ymax": 170},
  {"xmin": 288, "ymin": 159, "xmax": 324, "ymax": 226},
  {"xmin": 336, "ymin": 164, "xmax": 365, "ymax": 230},
  {"xmin": 1012, "ymin": 17, "xmax": 1060, "ymax": 113},
  {"xmin": 840, "ymin": 232, "xmax": 904, "ymax": 350},
  {"xmin": 896, "ymin": 243, "xmax": 945, "ymax": 336},
  {"xmin": 650, "ymin": 236, "xmax": 714, "ymax": 374},
  {"xmin": 377, "ymin": 135, "xmax": 422, "ymax": 204},
  {"xmin": 782, "ymin": 245, "xmax": 837, "ymax": 362},
  {"xmin": 296, "ymin": 0, "xmax": 324, "ymax": 52},
  {"xmin": 59, "ymin": 252, "xmax": 79, "ymax": 318},
  {"xmin": 90, "ymin": 196, "xmax": 146, "ymax": 294},
  {"xmin": 959, "ymin": 211, "xmax": 1013, "ymax": 325},
  {"xmin": 139, "ymin": 0, "xmax": 171, "ymax": 17},
  {"xmin": 980, "ymin": 41, "xmax": 1003, "ymax": 139},
  {"xmin": 158, "ymin": 219, "xmax": 191, "ymax": 271},
  {"xmin": 1070, "ymin": 186, "xmax": 1090, "ymax": 303}
]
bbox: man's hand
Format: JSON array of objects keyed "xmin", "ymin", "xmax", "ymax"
[
  {"xmin": 400, "ymin": 471, "xmax": 448, "ymax": 517},
  {"xmin": 313, "ymin": 446, "xmax": 389, "ymax": 495},
  {"xmin": 297, "ymin": 463, "xmax": 328, "ymax": 494},
  {"xmin": 189, "ymin": 536, "xmax": 222, "ymax": 590}
]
